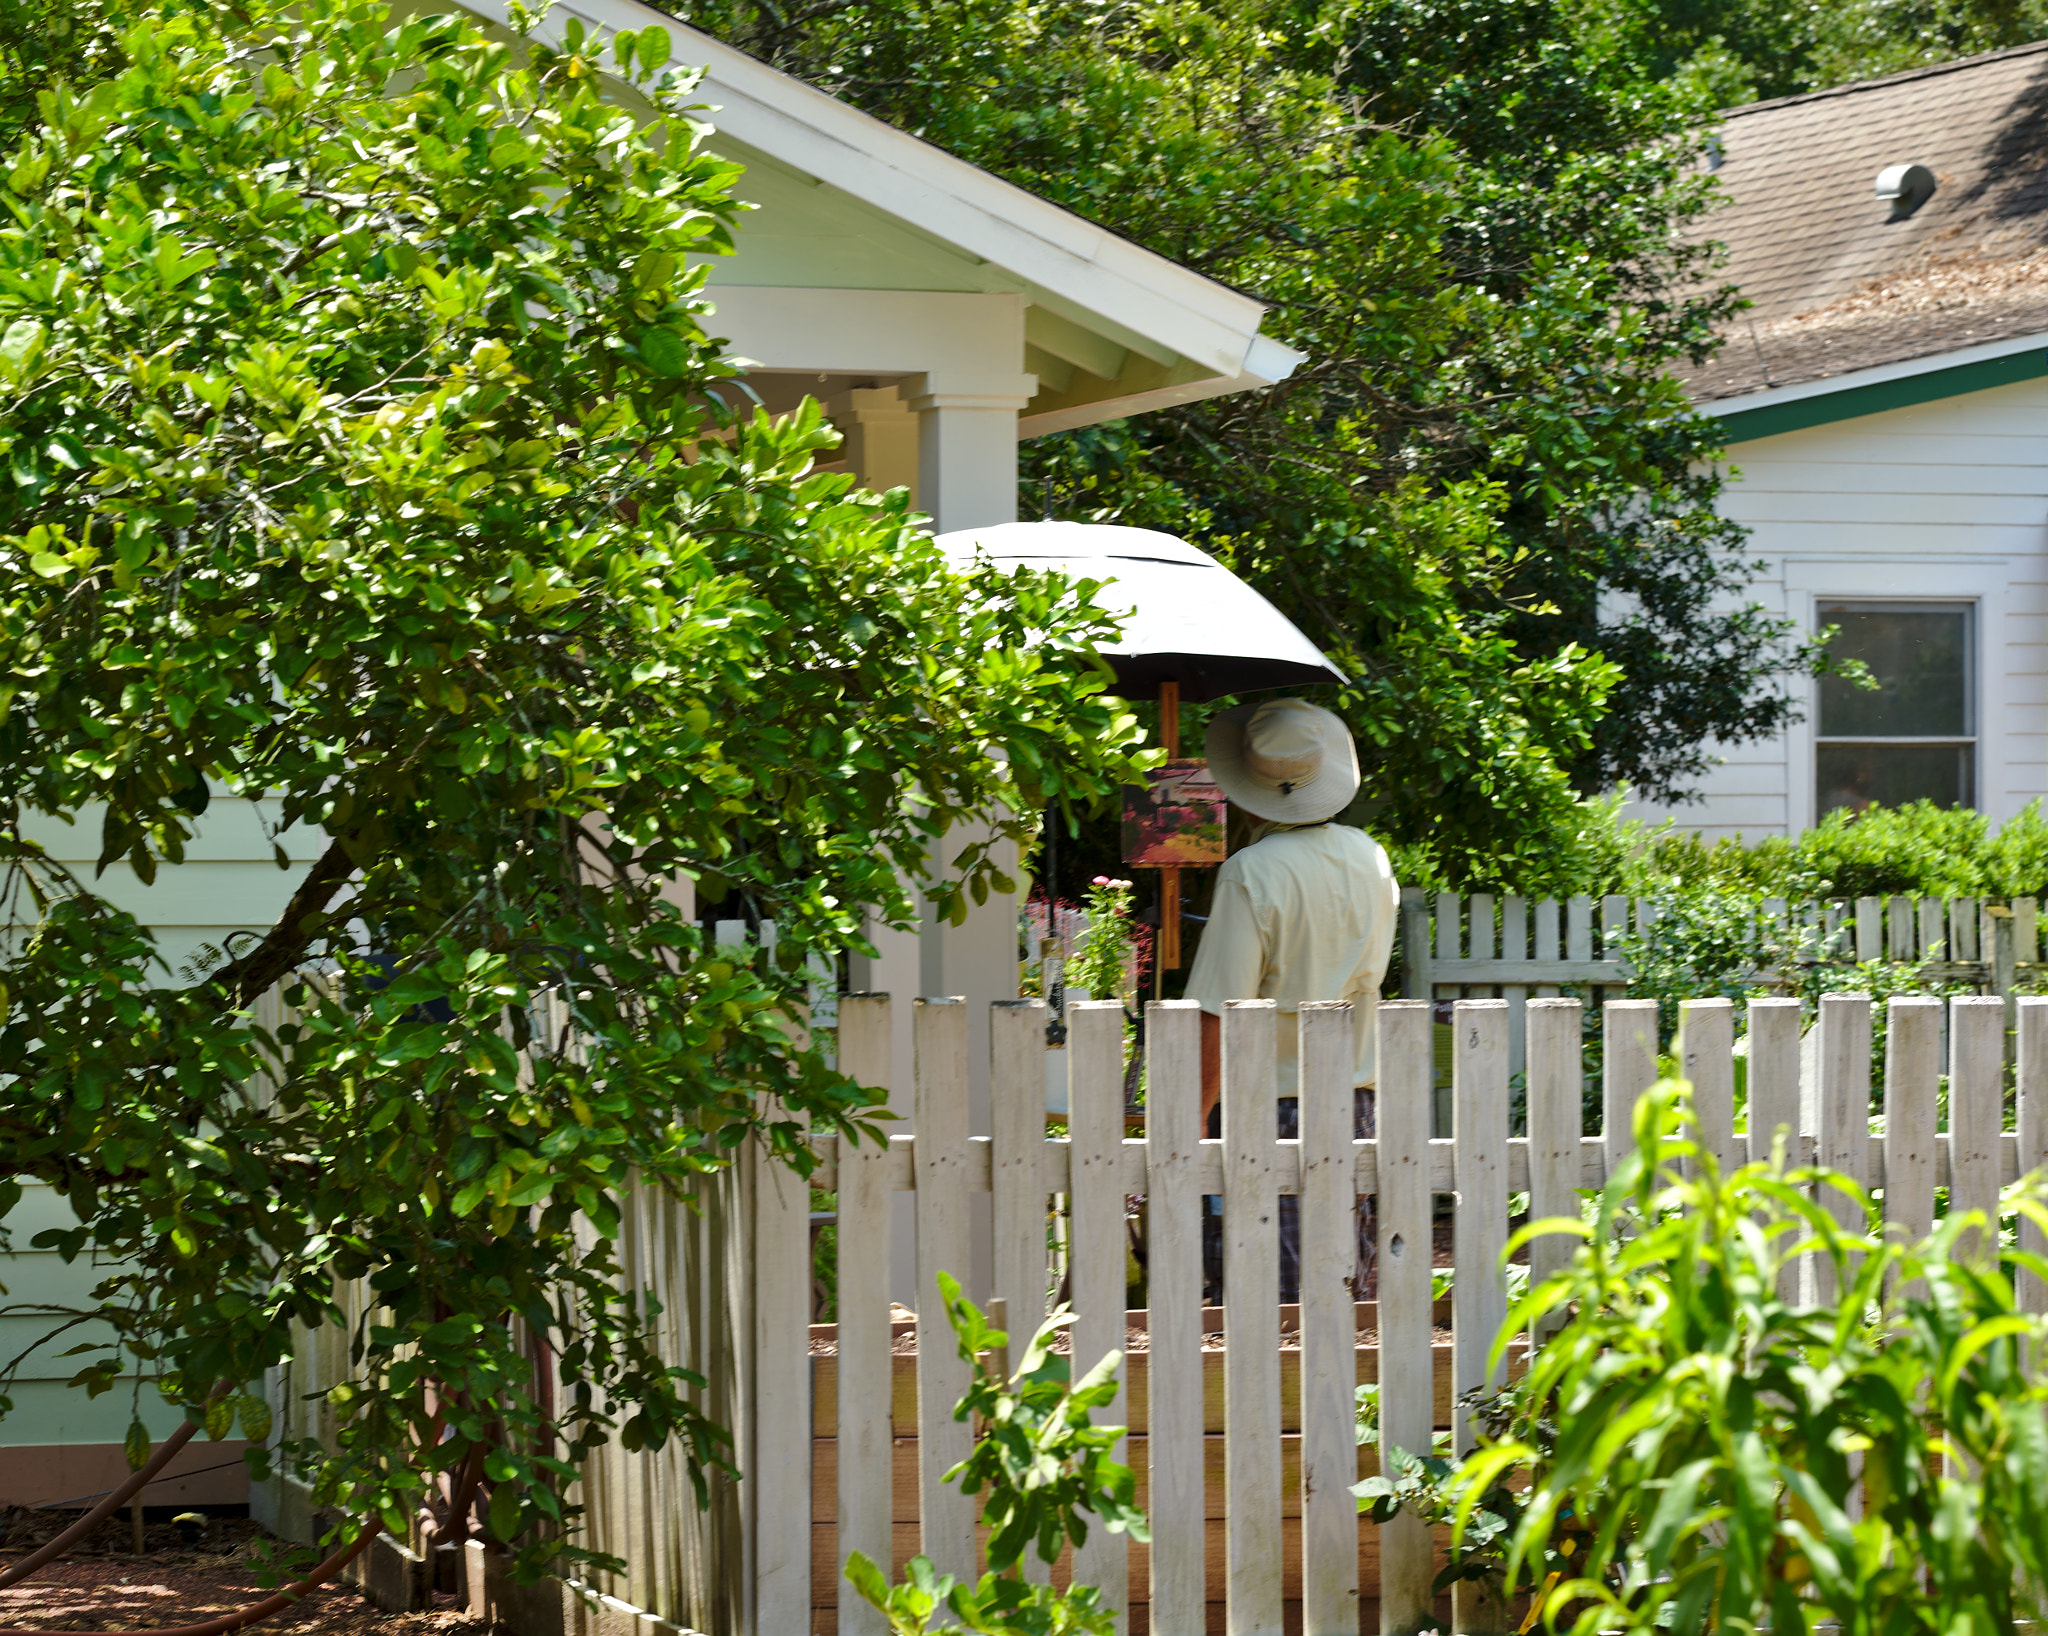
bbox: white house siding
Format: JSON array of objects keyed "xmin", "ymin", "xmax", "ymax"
[
  {"xmin": 0, "ymin": 798, "xmax": 316, "ymax": 1503},
  {"xmin": 1624, "ymin": 375, "xmax": 2048, "ymax": 840}
]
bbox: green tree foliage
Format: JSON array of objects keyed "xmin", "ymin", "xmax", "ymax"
[
  {"xmin": 1457, "ymin": 1082, "xmax": 2048, "ymax": 1634},
  {"xmin": 685, "ymin": 0, "xmax": 1830, "ymax": 884},
  {"xmin": 0, "ymin": 0, "xmax": 1143, "ymax": 1576},
  {"xmin": 1598, "ymin": 0, "xmax": 2048, "ymax": 105}
]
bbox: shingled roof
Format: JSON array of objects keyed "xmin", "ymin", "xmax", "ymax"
[{"xmin": 1684, "ymin": 41, "xmax": 2048, "ymax": 402}]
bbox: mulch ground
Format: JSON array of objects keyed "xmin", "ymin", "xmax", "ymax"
[{"xmin": 0, "ymin": 1515, "xmax": 485, "ymax": 1635}]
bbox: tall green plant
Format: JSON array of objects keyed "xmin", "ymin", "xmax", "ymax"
[{"xmin": 1455, "ymin": 1081, "xmax": 2048, "ymax": 1636}]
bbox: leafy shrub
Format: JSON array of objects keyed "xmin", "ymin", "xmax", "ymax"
[
  {"xmin": 845, "ymin": 1272, "xmax": 1148, "ymax": 1636},
  {"xmin": 1449, "ymin": 1081, "xmax": 2048, "ymax": 1636},
  {"xmin": 1425, "ymin": 797, "xmax": 2048, "ymax": 901}
]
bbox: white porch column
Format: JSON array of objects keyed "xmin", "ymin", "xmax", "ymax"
[{"xmin": 904, "ymin": 372, "xmax": 1037, "ymax": 530}]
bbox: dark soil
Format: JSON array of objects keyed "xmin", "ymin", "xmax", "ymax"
[{"xmin": 0, "ymin": 1515, "xmax": 490, "ymax": 1635}]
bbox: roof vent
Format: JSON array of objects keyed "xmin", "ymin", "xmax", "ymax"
[{"xmin": 1874, "ymin": 162, "xmax": 1937, "ymax": 217}]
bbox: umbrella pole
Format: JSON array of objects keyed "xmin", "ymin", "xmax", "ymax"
[{"xmin": 1159, "ymin": 681, "xmax": 1180, "ymax": 971}]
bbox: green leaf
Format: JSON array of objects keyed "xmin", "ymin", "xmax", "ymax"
[
  {"xmin": 638, "ymin": 327, "xmax": 692, "ymax": 377},
  {"xmin": 124, "ymin": 1418, "xmax": 150, "ymax": 1471},
  {"xmin": 151, "ymin": 239, "xmax": 218, "ymax": 288},
  {"xmin": 0, "ymin": 319, "xmax": 44, "ymax": 381}
]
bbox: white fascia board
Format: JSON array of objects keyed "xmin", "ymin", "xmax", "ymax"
[
  {"xmin": 466, "ymin": 0, "xmax": 1301, "ymax": 383},
  {"xmin": 1703, "ymin": 329, "xmax": 2048, "ymax": 417},
  {"xmin": 1018, "ymin": 359, "xmax": 1299, "ymax": 438}
]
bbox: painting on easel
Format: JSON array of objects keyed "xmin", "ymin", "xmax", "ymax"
[{"xmin": 1121, "ymin": 760, "xmax": 1228, "ymax": 867}]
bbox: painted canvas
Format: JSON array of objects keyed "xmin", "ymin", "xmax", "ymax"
[{"xmin": 1121, "ymin": 759, "xmax": 1227, "ymax": 866}]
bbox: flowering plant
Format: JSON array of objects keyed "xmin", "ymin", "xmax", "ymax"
[{"xmin": 1068, "ymin": 876, "xmax": 1151, "ymax": 1008}]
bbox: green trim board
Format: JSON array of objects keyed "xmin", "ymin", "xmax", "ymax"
[{"xmin": 1714, "ymin": 346, "xmax": 2047, "ymax": 443}]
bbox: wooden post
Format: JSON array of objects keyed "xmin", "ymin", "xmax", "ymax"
[
  {"xmin": 1399, "ymin": 888, "xmax": 1433, "ymax": 1000},
  {"xmin": 1144, "ymin": 1001, "xmax": 1205, "ymax": 1634},
  {"xmin": 1222, "ymin": 1000, "xmax": 1283, "ymax": 1636},
  {"xmin": 1993, "ymin": 904, "xmax": 2018, "ymax": 1052},
  {"xmin": 1160, "ymin": 680, "xmax": 1182, "ymax": 970}
]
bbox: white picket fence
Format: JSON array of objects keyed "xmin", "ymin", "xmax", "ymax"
[
  {"xmin": 268, "ymin": 985, "xmax": 2048, "ymax": 1636},
  {"xmin": 1403, "ymin": 888, "xmax": 2042, "ymax": 1081},
  {"xmin": 654, "ymin": 988, "xmax": 2048, "ymax": 1636}
]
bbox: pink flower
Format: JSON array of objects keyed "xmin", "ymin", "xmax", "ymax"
[{"xmin": 1092, "ymin": 875, "xmax": 1110, "ymax": 885}]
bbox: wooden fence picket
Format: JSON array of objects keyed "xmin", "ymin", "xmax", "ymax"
[
  {"xmin": 1603, "ymin": 1000, "xmax": 1658, "ymax": 1179},
  {"xmin": 1452, "ymin": 999, "xmax": 1509, "ymax": 1443},
  {"xmin": 1883, "ymin": 998, "xmax": 1941, "ymax": 1260},
  {"xmin": 1500, "ymin": 897, "xmax": 1528, "ymax": 1080},
  {"xmin": 988, "ymin": 998, "xmax": 1051, "ymax": 1586},
  {"xmin": 1813, "ymin": 994, "xmax": 1871, "ymax": 1303},
  {"xmin": 749, "ymin": 1091, "xmax": 812, "ymax": 1636},
  {"xmin": 1144, "ymin": 1001, "xmax": 1206, "ymax": 1636},
  {"xmin": 1746, "ymin": 998, "xmax": 1802, "ymax": 1303},
  {"xmin": 1374, "ymin": 1000, "xmax": 1435, "ymax": 1636},
  {"xmin": 1524, "ymin": 998, "xmax": 1582, "ymax": 1338},
  {"xmin": 1298, "ymin": 1003, "xmax": 1361, "ymax": 1636},
  {"xmin": 2018, "ymin": 996, "xmax": 2048, "ymax": 1313},
  {"xmin": 1068, "ymin": 1000, "xmax": 1130, "ymax": 1617},
  {"xmin": 912, "ymin": 998, "xmax": 977, "ymax": 1582},
  {"xmin": 990, "ymin": 1000, "xmax": 1049, "ymax": 1333},
  {"xmin": 1222, "ymin": 1000, "xmax": 1283, "ymax": 1636},
  {"xmin": 1451, "ymin": 1000, "xmax": 1512, "ymax": 1636},
  {"xmin": 1949, "ymin": 996, "xmax": 2005, "ymax": 1259},
  {"xmin": 833, "ymin": 995, "xmax": 895, "ymax": 1636},
  {"xmin": 1678, "ymin": 999, "xmax": 1736, "ymax": 1176}
]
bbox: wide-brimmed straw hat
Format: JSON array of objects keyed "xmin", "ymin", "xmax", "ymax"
[{"xmin": 1205, "ymin": 698, "xmax": 1359, "ymax": 825}]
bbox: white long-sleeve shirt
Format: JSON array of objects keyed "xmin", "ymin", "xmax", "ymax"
[{"xmin": 1180, "ymin": 823, "xmax": 1399, "ymax": 1094}]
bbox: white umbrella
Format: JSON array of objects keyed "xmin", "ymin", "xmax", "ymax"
[{"xmin": 934, "ymin": 521, "xmax": 1344, "ymax": 702}]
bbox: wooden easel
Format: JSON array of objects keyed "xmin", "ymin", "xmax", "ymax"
[{"xmin": 1159, "ymin": 680, "xmax": 1181, "ymax": 970}]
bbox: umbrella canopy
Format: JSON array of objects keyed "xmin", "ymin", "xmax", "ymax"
[{"xmin": 934, "ymin": 521, "xmax": 1345, "ymax": 703}]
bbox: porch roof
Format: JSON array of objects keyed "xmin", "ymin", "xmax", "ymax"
[{"xmin": 458, "ymin": 0, "xmax": 1305, "ymax": 436}]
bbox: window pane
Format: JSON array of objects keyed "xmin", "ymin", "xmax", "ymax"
[
  {"xmin": 1817, "ymin": 743, "xmax": 1973, "ymax": 816},
  {"xmin": 1818, "ymin": 605, "xmax": 1969, "ymax": 737}
]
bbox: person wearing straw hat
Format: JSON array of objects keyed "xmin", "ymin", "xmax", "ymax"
[{"xmin": 1184, "ymin": 697, "xmax": 1398, "ymax": 1297}]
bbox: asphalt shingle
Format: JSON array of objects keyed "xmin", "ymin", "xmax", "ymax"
[{"xmin": 1682, "ymin": 41, "xmax": 2048, "ymax": 401}]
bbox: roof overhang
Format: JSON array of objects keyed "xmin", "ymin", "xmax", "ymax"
[
  {"xmin": 1706, "ymin": 330, "xmax": 2047, "ymax": 443},
  {"xmin": 454, "ymin": 0, "xmax": 1305, "ymax": 435}
]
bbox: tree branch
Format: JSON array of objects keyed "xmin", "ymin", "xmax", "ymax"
[{"xmin": 207, "ymin": 835, "xmax": 359, "ymax": 1006}]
